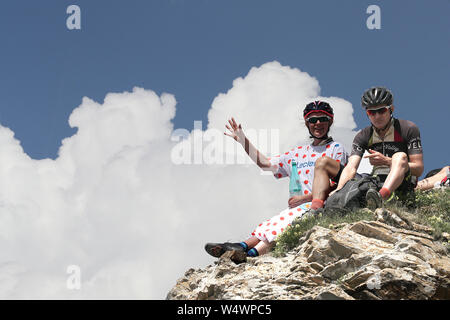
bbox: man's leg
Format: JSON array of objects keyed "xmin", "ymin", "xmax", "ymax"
[
  {"xmin": 416, "ymin": 166, "xmax": 450, "ymax": 191},
  {"xmin": 311, "ymin": 156, "xmax": 341, "ymax": 209},
  {"xmin": 252, "ymin": 240, "xmax": 275, "ymax": 256},
  {"xmin": 205, "ymin": 236, "xmax": 262, "ymax": 258},
  {"xmin": 379, "ymin": 152, "xmax": 409, "ymax": 199},
  {"xmin": 243, "ymin": 236, "xmax": 260, "ymax": 249}
]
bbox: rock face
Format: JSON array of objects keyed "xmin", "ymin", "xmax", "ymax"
[{"xmin": 167, "ymin": 209, "xmax": 450, "ymax": 300}]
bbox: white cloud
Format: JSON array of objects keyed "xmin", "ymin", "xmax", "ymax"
[{"xmin": 0, "ymin": 62, "xmax": 369, "ymax": 299}]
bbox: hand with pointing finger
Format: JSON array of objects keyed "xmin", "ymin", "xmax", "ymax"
[{"xmin": 364, "ymin": 149, "xmax": 392, "ymax": 166}]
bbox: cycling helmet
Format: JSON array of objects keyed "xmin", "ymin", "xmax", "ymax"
[
  {"xmin": 303, "ymin": 101, "xmax": 334, "ymax": 119},
  {"xmin": 303, "ymin": 101, "xmax": 334, "ymax": 140},
  {"xmin": 361, "ymin": 86, "xmax": 393, "ymax": 108}
]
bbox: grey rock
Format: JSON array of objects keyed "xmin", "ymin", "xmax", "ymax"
[{"xmin": 167, "ymin": 209, "xmax": 450, "ymax": 300}]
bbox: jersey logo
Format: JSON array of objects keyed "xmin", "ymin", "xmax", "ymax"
[{"xmin": 408, "ymin": 138, "xmax": 422, "ymax": 150}]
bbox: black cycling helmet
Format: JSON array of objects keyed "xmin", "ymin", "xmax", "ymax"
[
  {"xmin": 303, "ymin": 101, "xmax": 334, "ymax": 140},
  {"xmin": 361, "ymin": 86, "xmax": 393, "ymax": 108},
  {"xmin": 303, "ymin": 101, "xmax": 334, "ymax": 119}
]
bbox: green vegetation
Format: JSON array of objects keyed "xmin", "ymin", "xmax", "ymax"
[
  {"xmin": 273, "ymin": 188, "xmax": 450, "ymax": 256},
  {"xmin": 387, "ymin": 188, "xmax": 450, "ymax": 239},
  {"xmin": 273, "ymin": 208, "xmax": 375, "ymax": 257}
]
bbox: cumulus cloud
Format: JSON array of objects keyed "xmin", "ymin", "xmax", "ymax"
[{"xmin": 0, "ymin": 61, "xmax": 370, "ymax": 299}]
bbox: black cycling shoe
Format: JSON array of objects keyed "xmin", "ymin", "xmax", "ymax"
[
  {"xmin": 204, "ymin": 242, "xmax": 245, "ymax": 258},
  {"xmin": 366, "ymin": 188, "xmax": 382, "ymax": 210}
]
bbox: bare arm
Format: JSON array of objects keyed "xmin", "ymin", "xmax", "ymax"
[
  {"xmin": 241, "ymin": 136, "xmax": 272, "ymax": 169},
  {"xmin": 224, "ymin": 117, "xmax": 276, "ymax": 172},
  {"xmin": 408, "ymin": 153, "xmax": 424, "ymax": 177},
  {"xmin": 336, "ymin": 155, "xmax": 361, "ymax": 190}
]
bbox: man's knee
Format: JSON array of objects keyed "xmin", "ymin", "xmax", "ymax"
[
  {"xmin": 392, "ymin": 152, "xmax": 408, "ymax": 168},
  {"xmin": 314, "ymin": 156, "xmax": 339, "ymax": 176},
  {"xmin": 315, "ymin": 156, "xmax": 331, "ymax": 170},
  {"xmin": 314, "ymin": 156, "xmax": 326, "ymax": 170},
  {"xmin": 392, "ymin": 152, "xmax": 408, "ymax": 162},
  {"xmin": 389, "ymin": 153, "xmax": 410, "ymax": 181}
]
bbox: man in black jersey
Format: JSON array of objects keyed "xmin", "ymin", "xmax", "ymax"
[
  {"xmin": 310, "ymin": 86, "xmax": 424, "ymax": 210},
  {"xmin": 343, "ymin": 87, "xmax": 424, "ymax": 208}
]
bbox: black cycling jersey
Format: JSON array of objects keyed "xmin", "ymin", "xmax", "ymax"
[{"xmin": 351, "ymin": 118, "xmax": 423, "ymax": 175}]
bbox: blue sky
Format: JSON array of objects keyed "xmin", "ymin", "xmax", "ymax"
[{"xmin": 0, "ymin": 0, "xmax": 449, "ymax": 176}]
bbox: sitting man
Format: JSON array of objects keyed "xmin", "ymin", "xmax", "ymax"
[
  {"xmin": 204, "ymin": 101, "xmax": 348, "ymax": 260},
  {"xmin": 310, "ymin": 86, "xmax": 424, "ymax": 210}
]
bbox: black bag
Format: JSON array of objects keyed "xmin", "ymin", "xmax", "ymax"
[{"xmin": 324, "ymin": 174, "xmax": 382, "ymax": 213}]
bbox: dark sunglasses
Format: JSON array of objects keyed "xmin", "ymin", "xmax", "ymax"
[
  {"xmin": 366, "ymin": 106, "xmax": 391, "ymax": 116},
  {"xmin": 306, "ymin": 116, "xmax": 331, "ymax": 124}
]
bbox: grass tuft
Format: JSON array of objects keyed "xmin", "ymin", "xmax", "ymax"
[{"xmin": 273, "ymin": 188, "xmax": 450, "ymax": 256}]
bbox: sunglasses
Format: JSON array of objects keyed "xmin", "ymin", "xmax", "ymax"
[
  {"xmin": 306, "ymin": 116, "xmax": 331, "ymax": 124},
  {"xmin": 366, "ymin": 106, "xmax": 391, "ymax": 116}
]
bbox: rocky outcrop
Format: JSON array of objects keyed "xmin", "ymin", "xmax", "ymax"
[{"xmin": 167, "ymin": 209, "xmax": 450, "ymax": 300}]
